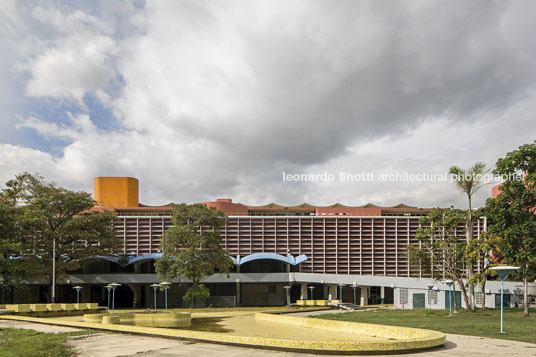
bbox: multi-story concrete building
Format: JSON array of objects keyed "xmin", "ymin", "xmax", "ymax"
[{"xmin": 9, "ymin": 177, "xmax": 534, "ymax": 310}]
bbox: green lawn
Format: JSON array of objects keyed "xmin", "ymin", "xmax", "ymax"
[
  {"xmin": 0, "ymin": 328, "xmax": 86, "ymax": 357},
  {"xmin": 318, "ymin": 308, "xmax": 536, "ymax": 344}
]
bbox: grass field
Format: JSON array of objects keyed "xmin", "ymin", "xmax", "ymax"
[
  {"xmin": 0, "ymin": 328, "xmax": 89, "ymax": 357},
  {"xmin": 318, "ymin": 308, "xmax": 536, "ymax": 344}
]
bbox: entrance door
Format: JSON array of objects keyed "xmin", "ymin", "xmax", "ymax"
[{"xmin": 413, "ymin": 293, "xmax": 425, "ymax": 309}]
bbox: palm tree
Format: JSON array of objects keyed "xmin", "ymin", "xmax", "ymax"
[{"xmin": 449, "ymin": 162, "xmax": 487, "ymax": 311}]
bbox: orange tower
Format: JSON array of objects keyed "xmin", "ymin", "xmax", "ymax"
[{"xmin": 93, "ymin": 177, "xmax": 139, "ymax": 207}]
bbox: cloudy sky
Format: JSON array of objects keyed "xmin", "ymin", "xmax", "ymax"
[{"xmin": 1, "ymin": 0, "xmax": 535, "ymax": 208}]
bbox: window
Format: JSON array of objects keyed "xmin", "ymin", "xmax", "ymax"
[
  {"xmin": 268, "ymin": 285, "xmax": 276, "ymax": 294},
  {"xmin": 475, "ymin": 292, "xmax": 482, "ymax": 306},
  {"xmin": 431, "ymin": 290, "xmax": 438, "ymax": 305},
  {"xmin": 400, "ymin": 288, "xmax": 408, "ymax": 305}
]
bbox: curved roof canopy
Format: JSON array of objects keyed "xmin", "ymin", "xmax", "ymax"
[
  {"xmin": 79, "ymin": 255, "xmax": 121, "ymax": 264},
  {"xmin": 78, "ymin": 253, "xmax": 302, "ymax": 266},
  {"xmin": 126, "ymin": 253, "xmax": 162, "ymax": 265},
  {"xmin": 236, "ymin": 253, "xmax": 307, "ymax": 266}
]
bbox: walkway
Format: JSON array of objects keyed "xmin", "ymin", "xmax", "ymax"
[{"xmin": 70, "ymin": 333, "xmax": 536, "ymax": 357}]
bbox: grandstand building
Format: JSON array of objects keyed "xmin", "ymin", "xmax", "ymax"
[{"xmin": 11, "ymin": 177, "xmax": 534, "ymax": 310}]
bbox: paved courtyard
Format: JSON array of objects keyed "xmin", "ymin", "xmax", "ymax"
[
  {"xmin": 1, "ymin": 316, "xmax": 535, "ymax": 356},
  {"xmin": 66, "ymin": 332, "xmax": 536, "ymax": 357}
]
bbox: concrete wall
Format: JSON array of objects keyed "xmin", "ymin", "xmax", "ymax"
[
  {"xmin": 394, "ymin": 284, "xmax": 530, "ymax": 310},
  {"xmin": 241, "ymin": 283, "xmax": 285, "ymax": 307}
]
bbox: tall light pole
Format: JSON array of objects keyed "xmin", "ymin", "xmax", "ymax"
[
  {"xmin": 444, "ymin": 280, "xmax": 453, "ymax": 317},
  {"xmin": 52, "ymin": 238, "xmax": 56, "ymax": 303},
  {"xmin": 490, "ymin": 265, "xmax": 519, "ymax": 334},
  {"xmin": 308, "ymin": 286, "xmax": 315, "ymax": 300},
  {"xmin": 426, "ymin": 284, "xmax": 434, "ymax": 311},
  {"xmin": 150, "ymin": 283, "xmax": 160, "ymax": 312},
  {"xmin": 283, "ymin": 286, "xmax": 291, "ymax": 306},
  {"xmin": 73, "ymin": 286, "xmax": 83, "ymax": 304},
  {"xmin": 160, "ymin": 282, "xmax": 170, "ymax": 312},
  {"xmin": 338, "ymin": 283, "xmax": 345, "ymax": 311},
  {"xmin": 105, "ymin": 285, "xmax": 112, "ymax": 310},
  {"xmin": 109, "ymin": 283, "xmax": 121, "ymax": 314}
]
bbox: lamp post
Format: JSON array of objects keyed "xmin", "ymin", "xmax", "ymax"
[
  {"xmin": 443, "ymin": 280, "xmax": 453, "ymax": 317},
  {"xmin": 150, "ymin": 283, "xmax": 160, "ymax": 312},
  {"xmin": 338, "ymin": 283, "xmax": 345, "ymax": 311},
  {"xmin": 352, "ymin": 284, "xmax": 358, "ymax": 306},
  {"xmin": 426, "ymin": 284, "xmax": 434, "ymax": 311},
  {"xmin": 283, "ymin": 286, "xmax": 291, "ymax": 306},
  {"xmin": 490, "ymin": 265, "xmax": 519, "ymax": 334},
  {"xmin": 109, "ymin": 283, "xmax": 121, "ymax": 314},
  {"xmin": 73, "ymin": 286, "xmax": 83, "ymax": 304},
  {"xmin": 105, "ymin": 285, "xmax": 112, "ymax": 310},
  {"xmin": 160, "ymin": 282, "xmax": 170, "ymax": 312},
  {"xmin": 308, "ymin": 286, "xmax": 315, "ymax": 300},
  {"xmin": 52, "ymin": 238, "xmax": 56, "ymax": 303}
]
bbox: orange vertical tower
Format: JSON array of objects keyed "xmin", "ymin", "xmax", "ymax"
[{"xmin": 93, "ymin": 177, "xmax": 139, "ymax": 207}]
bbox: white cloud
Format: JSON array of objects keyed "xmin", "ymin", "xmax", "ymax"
[
  {"xmin": 20, "ymin": 33, "xmax": 117, "ymax": 102},
  {"xmin": 1, "ymin": 0, "xmax": 536, "ymax": 209}
]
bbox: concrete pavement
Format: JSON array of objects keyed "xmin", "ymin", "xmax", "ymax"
[
  {"xmin": 69, "ymin": 332, "xmax": 536, "ymax": 357},
  {"xmin": 1, "ymin": 314, "xmax": 535, "ymax": 356}
]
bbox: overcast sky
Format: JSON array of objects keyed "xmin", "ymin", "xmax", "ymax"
[{"xmin": 1, "ymin": 0, "xmax": 535, "ymax": 208}]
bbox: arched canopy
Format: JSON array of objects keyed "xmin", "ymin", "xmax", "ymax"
[
  {"xmin": 79, "ymin": 255, "xmax": 121, "ymax": 264},
  {"xmin": 126, "ymin": 253, "xmax": 162, "ymax": 265},
  {"xmin": 235, "ymin": 253, "xmax": 307, "ymax": 266},
  {"xmin": 76, "ymin": 253, "xmax": 301, "ymax": 267}
]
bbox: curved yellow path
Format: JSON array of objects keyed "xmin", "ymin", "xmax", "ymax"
[{"xmin": 0, "ymin": 310, "xmax": 445, "ymax": 353}]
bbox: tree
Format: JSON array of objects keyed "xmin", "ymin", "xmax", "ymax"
[
  {"xmin": 408, "ymin": 207, "xmax": 470, "ymax": 311},
  {"xmin": 449, "ymin": 162, "xmax": 487, "ymax": 311},
  {"xmin": 155, "ymin": 204, "xmax": 233, "ymax": 308},
  {"xmin": 0, "ymin": 190, "xmax": 34, "ymax": 302},
  {"xmin": 465, "ymin": 230, "xmax": 501, "ymax": 310},
  {"xmin": 486, "ymin": 141, "xmax": 536, "ymax": 317},
  {"xmin": 2, "ymin": 173, "xmax": 118, "ymax": 303}
]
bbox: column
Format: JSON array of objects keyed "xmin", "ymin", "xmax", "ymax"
[
  {"xmin": 129, "ymin": 284, "xmax": 141, "ymax": 308},
  {"xmin": 235, "ymin": 279, "xmax": 241, "ymax": 307},
  {"xmin": 360, "ymin": 286, "xmax": 369, "ymax": 306},
  {"xmin": 328, "ymin": 285, "xmax": 337, "ymax": 300},
  {"xmin": 380, "ymin": 286, "xmax": 385, "ymax": 304},
  {"xmin": 300, "ymin": 283, "xmax": 308, "ymax": 300}
]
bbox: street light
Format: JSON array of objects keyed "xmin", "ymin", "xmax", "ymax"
[
  {"xmin": 109, "ymin": 283, "xmax": 121, "ymax": 314},
  {"xmin": 73, "ymin": 286, "xmax": 83, "ymax": 304},
  {"xmin": 490, "ymin": 265, "xmax": 519, "ymax": 334},
  {"xmin": 426, "ymin": 284, "xmax": 434, "ymax": 311},
  {"xmin": 105, "ymin": 285, "xmax": 112, "ymax": 310},
  {"xmin": 443, "ymin": 280, "xmax": 453, "ymax": 317},
  {"xmin": 352, "ymin": 283, "xmax": 358, "ymax": 306},
  {"xmin": 150, "ymin": 283, "xmax": 160, "ymax": 312},
  {"xmin": 338, "ymin": 283, "xmax": 345, "ymax": 311},
  {"xmin": 308, "ymin": 286, "xmax": 315, "ymax": 300},
  {"xmin": 283, "ymin": 286, "xmax": 291, "ymax": 306},
  {"xmin": 52, "ymin": 238, "xmax": 56, "ymax": 303},
  {"xmin": 160, "ymin": 282, "xmax": 171, "ymax": 312}
]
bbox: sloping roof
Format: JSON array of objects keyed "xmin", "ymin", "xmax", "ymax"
[{"xmin": 392, "ymin": 203, "xmax": 416, "ymax": 209}]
